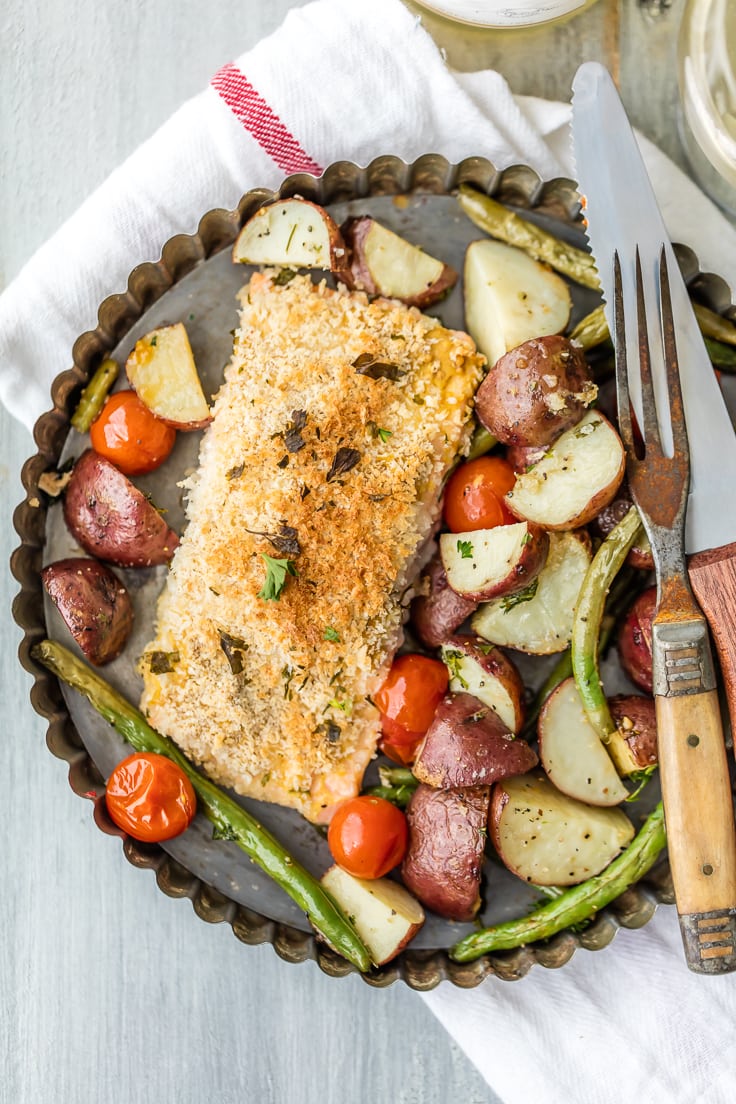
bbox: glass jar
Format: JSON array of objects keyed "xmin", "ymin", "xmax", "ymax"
[
  {"xmin": 412, "ymin": 0, "xmax": 600, "ymax": 29},
  {"xmin": 678, "ymin": 0, "xmax": 736, "ymax": 216}
]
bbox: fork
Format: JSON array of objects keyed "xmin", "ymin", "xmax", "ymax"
[{"xmin": 614, "ymin": 246, "xmax": 736, "ymax": 974}]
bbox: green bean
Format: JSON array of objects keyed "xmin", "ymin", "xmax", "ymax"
[
  {"xmin": 457, "ymin": 185, "xmax": 600, "ymax": 290},
  {"xmin": 704, "ymin": 337, "xmax": 736, "ymax": 373},
  {"xmin": 571, "ymin": 507, "xmax": 643, "ymax": 751},
  {"xmin": 693, "ymin": 301, "xmax": 736, "ymax": 347},
  {"xmin": 70, "ymin": 358, "xmax": 119, "ymax": 433},
  {"xmin": 466, "ymin": 424, "xmax": 497, "ymax": 461},
  {"xmin": 32, "ymin": 640, "xmax": 373, "ymax": 973},
  {"xmin": 569, "ymin": 304, "xmax": 609, "ymax": 351},
  {"xmin": 450, "ymin": 802, "xmax": 665, "ymax": 960}
]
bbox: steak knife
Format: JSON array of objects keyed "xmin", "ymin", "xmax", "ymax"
[{"xmin": 571, "ymin": 61, "xmax": 736, "ymax": 970}]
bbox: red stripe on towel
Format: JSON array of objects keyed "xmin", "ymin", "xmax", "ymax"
[{"xmin": 211, "ymin": 63, "xmax": 323, "ymax": 176}]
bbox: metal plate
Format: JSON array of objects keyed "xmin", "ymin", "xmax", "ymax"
[{"xmin": 12, "ymin": 154, "xmax": 692, "ymax": 988}]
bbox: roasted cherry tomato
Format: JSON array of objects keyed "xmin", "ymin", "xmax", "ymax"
[
  {"xmin": 90, "ymin": 390, "xmax": 176, "ymax": 475},
  {"xmin": 443, "ymin": 455, "xmax": 516, "ymax": 532},
  {"xmin": 375, "ymin": 654, "xmax": 448, "ymax": 746},
  {"xmin": 378, "ymin": 733, "xmax": 421, "ymax": 766},
  {"xmin": 328, "ymin": 795, "xmax": 408, "ymax": 879},
  {"xmin": 105, "ymin": 752, "xmax": 196, "ymax": 842}
]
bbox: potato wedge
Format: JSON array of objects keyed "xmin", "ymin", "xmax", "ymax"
[
  {"xmin": 321, "ymin": 865, "xmax": 424, "ymax": 966},
  {"xmin": 401, "ymin": 784, "xmax": 490, "ymax": 921},
  {"xmin": 410, "ymin": 554, "xmax": 478, "ymax": 649},
  {"xmin": 341, "ymin": 216, "xmax": 457, "ymax": 308},
  {"xmin": 232, "ymin": 197, "xmax": 349, "ymax": 276},
  {"xmin": 41, "ymin": 557, "xmax": 133, "ymax": 666},
  {"xmin": 490, "ymin": 773, "xmax": 634, "ymax": 886},
  {"xmin": 474, "ymin": 335, "xmax": 596, "ymax": 448},
  {"xmin": 538, "ymin": 678, "xmax": 629, "ymax": 806},
  {"xmin": 439, "ymin": 521, "xmax": 549, "ymax": 603},
  {"xmin": 608, "ymin": 695, "xmax": 658, "ymax": 775},
  {"xmin": 126, "ymin": 323, "xmax": 211, "ymax": 430},
  {"xmin": 464, "ymin": 239, "xmax": 571, "ymax": 368},
  {"xmin": 63, "ymin": 449, "xmax": 179, "ymax": 567},
  {"xmin": 471, "ymin": 531, "xmax": 591, "ymax": 654},
  {"xmin": 440, "ymin": 635, "xmax": 525, "ymax": 733},
  {"xmin": 504, "ymin": 411, "xmax": 625, "ymax": 530},
  {"xmin": 413, "ymin": 691, "xmax": 537, "ymax": 789}
]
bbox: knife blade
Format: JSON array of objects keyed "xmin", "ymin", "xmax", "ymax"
[{"xmin": 571, "ymin": 61, "xmax": 736, "ymax": 737}]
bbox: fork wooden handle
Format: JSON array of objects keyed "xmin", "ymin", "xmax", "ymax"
[
  {"xmin": 689, "ymin": 541, "xmax": 736, "ymax": 738},
  {"xmin": 656, "ymin": 685, "xmax": 736, "ymax": 973}
]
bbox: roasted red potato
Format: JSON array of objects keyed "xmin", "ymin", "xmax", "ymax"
[
  {"xmin": 590, "ymin": 485, "xmax": 654, "ymax": 571},
  {"xmin": 126, "ymin": 323, "xmax": 211, "ymax": 430},
  {"xmin": 617, "ymin": 586, "xmax": 656, "ymax": 693},
  {"xmin": 474, "ymin": 335, "xmax": 596, "ymax": 448},
  {"xmin": 401, "ymin": 784, "xmax": 490, "ymax": 921},
  {"xmin": 320, "ymin": 865, "xmax": 424, "ymax": 966},
  {"xmin": 439, "ymin": 521, "xmax": 549, "ymax": 602},
  {"xmin": 608, "ymin": 695, "xmax": 658, "ymax": 774},
  {"xmin": 440, "ymin": 635, "xmax": 525, "ymax": 733},
  {"xmin": 41, "ymin": 557, "xmax": 133, "ymax": 665},
  {"xmin": 489, "ymin": 773, "xmax": 635, "ymax": 886},
  {"xmin": 232, "ymin": 197, "xmax": 350, "ymax": 278},
  {"xmin": 504, "ymin": 411, "xmax": 625, "ymax": 530},
  {"xmin": 538, "ymin": 677, "xmax": 628, "ymax": 806},
  {"xmin": 63, "ymin": 449, "xmax": 179, "ymax": 567},
  {"xmin": 413, "ymin": 691, "xmax": 537, "ymax": 789},
  {"xmin": 409, "ymin": 554, "xmax": 478, "ymax": 649},
  {"xmin": 341, "ymin": 216, "xmax": 457, "ymax": 308}
]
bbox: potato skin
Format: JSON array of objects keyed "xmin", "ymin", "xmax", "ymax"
[
  {"xmin": 42, "ymin": 557, "xmax": 133, "ymax": 665},
  {"xmin": 410, "ymin": 554, "xmax": 478, "ymax": 648},
  {"xmin": 475, "ymin": 335, "xmax": 596, "ymax": 448},
  {"xmin": 609, "ymin": 695, "xmax": 658, "ymax": 769},
  {"xmin": 590, "ymin": 485, "xmax": 654, "ymax": 571},
  {"xmin": 401, "ymin": 784, "xmax": 490, "ymax": 921},
  {"xmin": 617, "ymin": 586, "xmax": 656, "ymax": 693},
  {"xmin": 341, "ymin": 216, "xmax": 457, "ymax": 308},
  {"xmin": 413, "ymin": 691, "xmax": 537, "ymax": 789},
  {"xmin": 64, "ymin": 449, "xmax": 179, "ymax": 567}
]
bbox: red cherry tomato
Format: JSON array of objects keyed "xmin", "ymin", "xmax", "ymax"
[
  {"xmin": 105, "ymin": 752, "xmax": 196, "ymax": 842},
  {"xmin": 90, "ymin": 391, "xmax": 176, "ymax": 475},
  {"xmin": 378, "ymin": 734, "xmax": 421, "ymax": 766},
  {"xmin": 443, "ymin": 456, "xmax": 516, "ymax": 532},
  {"xmin": 327, "ymin": 796, "xmax": 408, "ymax": 879},
  {"xmin": 374, "ymin": 654, "xmax": 448, "ymax": 745}
]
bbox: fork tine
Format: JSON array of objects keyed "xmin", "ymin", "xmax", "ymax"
[
  {"xmin": 635, "ymin": 247, "xmax": 663, "ymax": 452},
  {"xmin": 659, "ymin": 247, "xmax": 689, "ymax": 459},
  {"xmin": 613, "ymin": 251, "xmax": 635, "ymax": 457}
]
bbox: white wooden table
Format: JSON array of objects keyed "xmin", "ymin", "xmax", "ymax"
[{"xmin": 0, "ymin": 2, "xmax": 702, "ymax": 1101}]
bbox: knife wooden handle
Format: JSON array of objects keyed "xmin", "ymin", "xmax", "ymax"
[
  {"xmin": 689, "ymin": 541, "xmax": 736, "ymax": 738},
  {"xmin": 656, "ymin": 687, "xmax": 736, "ymax": 973}
]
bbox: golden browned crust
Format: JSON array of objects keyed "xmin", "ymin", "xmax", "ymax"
[{"xmin": 140, "ymin": 273, "xmax": 484, "ymax": 822}]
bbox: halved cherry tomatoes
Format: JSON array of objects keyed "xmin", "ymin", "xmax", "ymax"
[
  {"xmin": 328, "ymin": 795, "xmax": 408, "ymax": 879},
  {"xmin": 374, "ymin": 654, "xmax": 448, "ymax": 747},
  {"xmin": 90, "ymin": 390, "xmax": 176, "ymax": 475},
  {"xmin": 105, "ymin": 752, "xmax": 196, "ymax": 842},
  {"xmin": 443, "ymin": 455, "xmax": 516, "ymax": 532}
]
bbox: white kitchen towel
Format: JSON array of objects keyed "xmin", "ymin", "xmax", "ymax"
[{"xmin": 3, "ymin": 1, "xmax": 736, "ymax": 1101}]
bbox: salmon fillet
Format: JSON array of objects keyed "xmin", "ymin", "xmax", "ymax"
[{"xmin": 140, "ymin": 272, "xmax": 484, "ymax": 822}]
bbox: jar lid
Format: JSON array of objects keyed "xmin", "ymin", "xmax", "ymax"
[{"xmin": 413, "ymin": 0, "xmax": 589, "ymax": 29}]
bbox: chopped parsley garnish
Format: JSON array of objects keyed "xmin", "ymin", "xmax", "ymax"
[
  {"xmin": 443, "ymin": 648, "xmax": 469, "ymax": 689},
  {"xmin": 457, "ymin": 539, "xmax": 474, "ymax": 559},
  {"xmin": 245, "ymin": 523, "xmax": 301, "ymax": 557},
  {"xmin": 625, "ymin": 765, "xmax": 658, "ymax": 802},
  {"xmin": 147, "ymin": 650, "xmax": 180, "ymax": 674},
  {"xmin": 219, "ymin": 631, "xmax": 248, "ymax": 675},
  {"xmin": 273, "ymin": 267, "xmax": 297, "ymax": 286},
  {"xmin": 226, "ymin": 462, "xmax": 245, "ymax": 481},
  {"xmin": 324, "ymin": 626, "xmax": 341, "ymax": 643},
  {"xmin": 149, "ymin": 336, "xmax": 158, "ymax": 347},
  {"xmin": 320, "ymin": 721, "xmax": 342, "ymax": 743},
  {"xmin": 352, "ymin": 353, "xmax": 406, "ymax": 381},
  {"xmin": 501, "ymin": 578, "xmax": 539, "ymax": 613},
  {"xmin": 521, "ymin": 531, "xmax": 532, "ymax": 545},
  {"xmin": 283, "ymin": 409, "xmax": 307, "ymax": 453},
  {"xmin": 258, "ymin": 554, "xmax": 298, "ymax": 601},
  {"xmin": 326, "ymin": 446, "xmax": 361, "ymax": 482}
]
